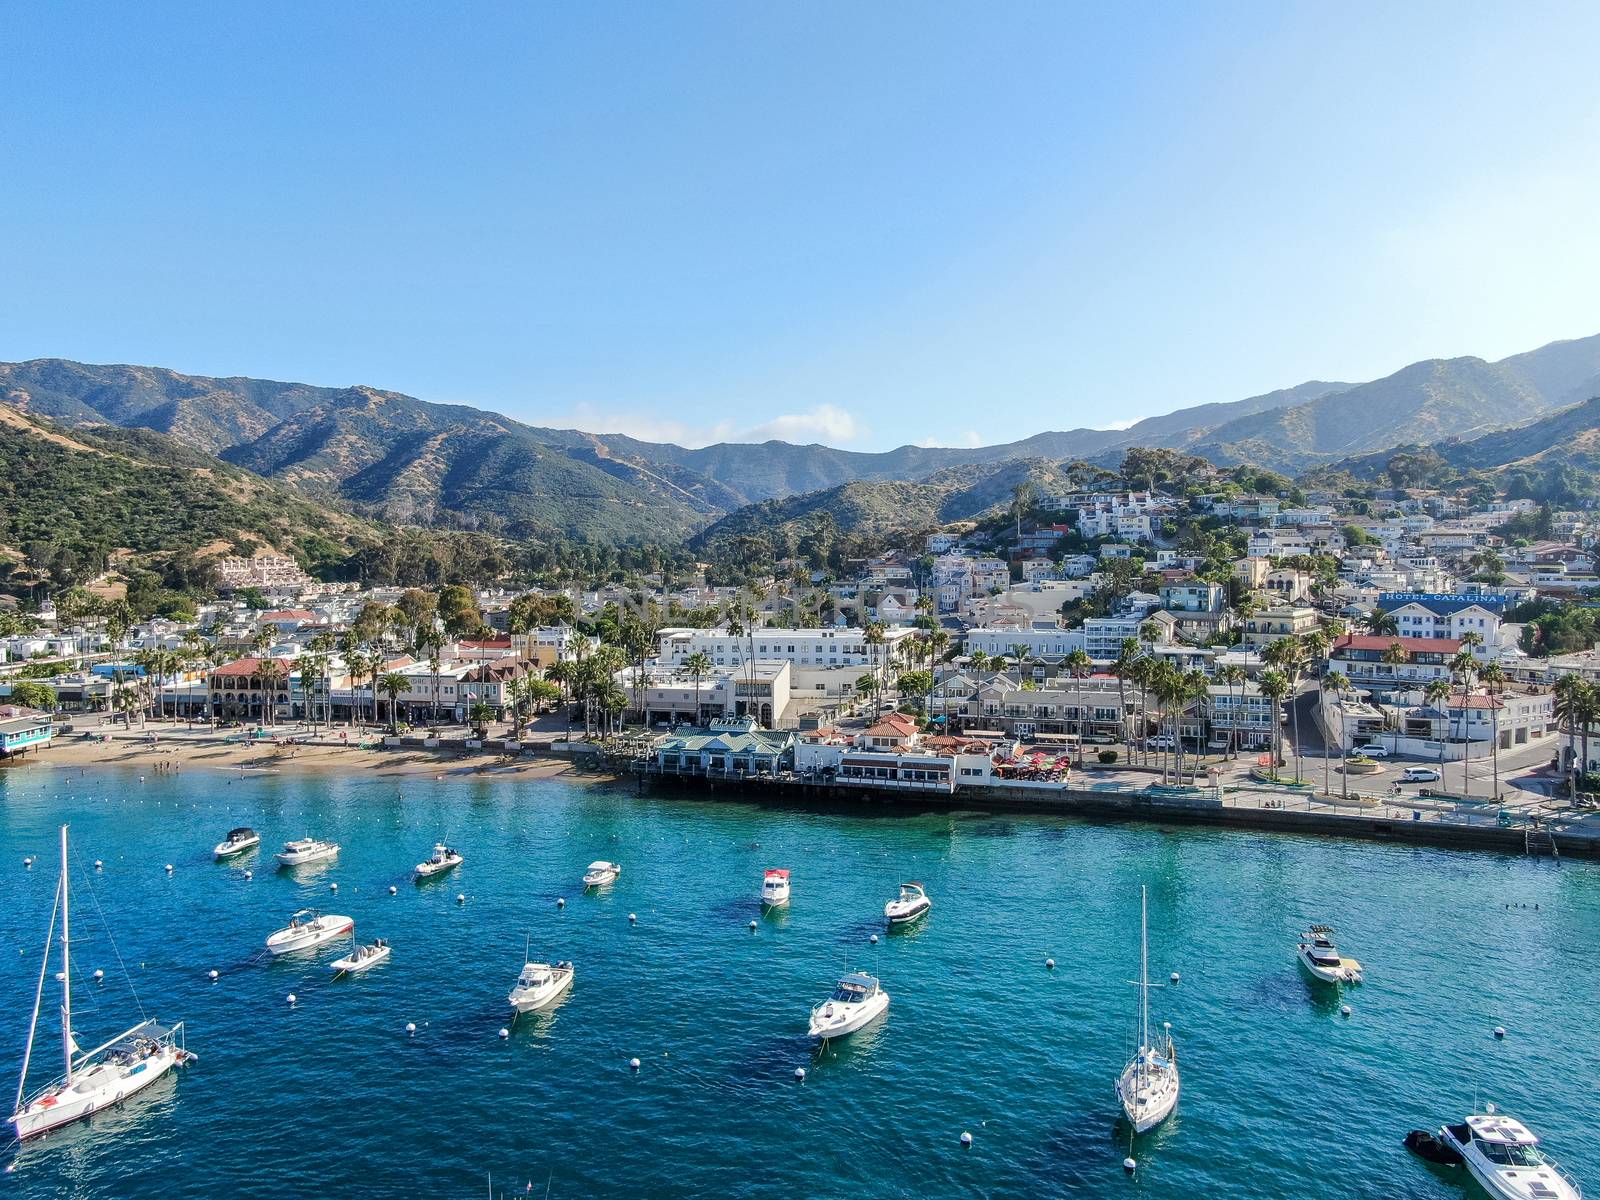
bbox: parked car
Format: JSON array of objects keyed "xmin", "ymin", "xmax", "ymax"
[
  {"xmin": 1353, "ymin": 743, "xmax": 1389, "ymax": 758},
  {"xmin": 1401, "ymin": 766, "xmax": 1441, "ymax": 782},
  {"xmin": 1145, "ymin": 735, "xmax": 1176, "ymax": 751}
]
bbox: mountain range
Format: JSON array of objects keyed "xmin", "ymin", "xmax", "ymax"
[{"xmin": 2, "ymin": 330, "xmax": 1599, "ymax": 546}]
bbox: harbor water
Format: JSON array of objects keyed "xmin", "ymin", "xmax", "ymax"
[{"xmin": 2, "ymin": 764, "xmax": 1597, "ymax": 1198}]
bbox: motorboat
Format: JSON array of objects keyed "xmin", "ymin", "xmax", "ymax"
[
  {"xmin": 1116, "ymin": 886, "xmax": 1179, "ymax": 1133},
  {"xmin": 265, "ymin": 909, "xmax": 354, "ymax": 955},
  {"xmin": 415, "ymin": 843, "xmax": 463, "ymax": 878},
  {"xmin": 1438, "ymin": 1107, "xmax": 1581, "ymax": 1200},
  {"xmin": 213, "ymin": 826, "xmax": 260, "ymax": 859},
  {"xmin": 808, "ymin": 972, "xmax": 889, "ymax": 1040},
  {"xmin": 582, "ymin": 861, "xmax": 621, "ymax": 888},
  {"xmin": 509, "ymin": 959, "xmax": 575, "ymax": 1014},
  {"xmin": 760, "ymin": 868, "xmax": 791, "ymax": 908},
  {"xmin": 330, "ymin": 939, "xmax": 391, "ymax": 975},
  {"xmin": 884, "ymin": 882, "xmax": 931, "ymax": 926},
  {"xmin": 1296, "ymin": 925, "xmax": 1363, "ymax": 984},
  {"xmin": 11, "ymin": 826, "xmax": 195, "ymax": 1141},
  {"xmin": 276, "ymin": 837, "xmax": 339, "ymax": 867}
]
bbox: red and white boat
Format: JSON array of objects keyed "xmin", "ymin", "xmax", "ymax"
[{"xmin": 760, "ymin": 868, "xmax": 791, "ymax": 908}]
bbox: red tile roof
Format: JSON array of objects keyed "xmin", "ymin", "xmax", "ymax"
[
  {"xmin": 209, "ymin": 656, "xmax": 292, "ymax": 677},
  {"xmin": 1332, "ymin": 635, "xmax": 1463, "ymax": 655}
]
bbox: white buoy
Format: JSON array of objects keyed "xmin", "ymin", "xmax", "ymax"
[
  {"xmin": 630, "ymin": 1057, "xmax": 641, "ymax": 1071},
  {"xmin": 499, "ymin": 1028, "xmax": 509, "ymax": 1039},
  {"xmin": 209, "ymin": 970, "xmax": 219, "ymax": 981},
  {"xmin": 93, "ymin": 968, "xmax": 105, "ymax": 982},
  {"xmin": 165, "ymin": 863, "xmax": 174, "ymax": 873},
  {"xmin": 1123, "ymin": 1156, "xmax": 1137, "ymax": 1172},
  {"xmin": 1340, "ymin": 1004, "xmax": 1352, "ymax": 1017},
  {"xmin": 629, "ymin": 912, "xmax": 637, "ymax": 924},
  {"xmin": 794, "ymin": 1067, "xmax": 806, "ymax": 1081},
  {"xmin": 1045, "ymin": 957, "xmax": 1055, "ymax": 970},
  {"xmin": 330, "ymin": 882, "xmax": 338, "ymax": 892},
  {"xmin": 556, "ymin": 897, "xmax": 565, "ymax": 908},
  {"xmin": 406, "ymin": 1022, "xmax": 416, "ymax": 1036},
  {"xmin": 244, "ymin": 870, "xmax": 253, "ymax": 880},
  {"xmin": 749, "ymin": 919, "xmax": 758, "ymax": 931},
  {"xmin": 870, "ymin": 934, "xmax": 879, "ymax": 944},
  {"xmin": 960, "ymin": 1131, "xmax": 973, "ymax": 1147},
  {"xmin": 389, "ymin": 885, "xmax": 398, "ymax": 895},
  {"xmin": 456, "ymin": 893, "xmax": 466, "ymax": 904},
  {"xmin": 287, "ymin": 993, "xmax": 297, "ymax": 1005},
  {"xmin": 1170, "ymin": 972, "xmax": 1180, "ymax": 983},
  {"xmin": 94, "ymin": 860, "xmax": 103, "ymax": 870},
  {"xmin": 1494, "ymin": 1026, "xmax": 1506, "ymax": 1039}
]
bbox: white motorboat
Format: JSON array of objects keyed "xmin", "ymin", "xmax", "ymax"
[
  {"xmin": 415, "ymin": 843, "xmax": 463, "ymax": 878},
  {"xmin": 884, "ymin": 882, "xmax": 931, "ymax": 926},
  {"xmin": 760, "ymin": 868, "xmax": 790, "ymax": 908},
  {"xmin": 582, "ymin": 860, "xmax": 621, "ymax": 888},
  {"xmin": 508, "ymin": 959, "xmax": 575, "ymax": 1014},
  {"xmin": 265, "ymin": 909, "xmax": 354, "ymax": 955},
  {"xmin": 1438, "ymin": 1107, "xmax": 1582, "ymax": 1200},
  {"xmin": 213, "ymin": 826, "xmax": 260, "ymax": 859},
  {"xmin": 808, "ymin": 972, "xmax": 889, "ymax": 1040},
  {"xmin": 10, "ymin": 826, "xmax": 194, "ymax": 1141},
  {"xmin": 1296, "ymin": 924, "xmax": 1363, "ymax": 984},
  {"xmin": 330, "ymin": 938, "xmax": 391, "ymax": 975},
  {"xmin": 276, "ymin": 837, "xmax": 339, "ymax": 867},
  {"xmin": 1116, "ymin": 886, "xmax": 1180, "ymax": 1133}
]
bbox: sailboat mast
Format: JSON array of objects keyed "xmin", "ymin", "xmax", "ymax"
[
  {"xmin": 13, "ymin": 859, "xmax": 62, "ymax": 1117},
  {"xmin": 1139, "ymin": 885, "xmax": 1150, "ymax": 1066},
  {"xmin": 60, "ymin": 824, "xmax": 73, "ymax": 1085}
]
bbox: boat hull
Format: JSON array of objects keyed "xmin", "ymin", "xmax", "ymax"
[
  {"xmin": 885, "ymin": 899, "xmax": 930, "ymax": 926},
  {"xmin": 213, "ymin": 837, "xmax": 259, "ymax": 859},
  {"xmin": 509, "ymin": 970, "xmax": 574, "ymax": 1014},
  {"xmin": 1117, "ymin": 1062, "xmax": 1180, "ymax": 1134},
  {"xmin": 808, "ymin": 993, "xmax": 889, "ymax": 1040},
  {"xmin": 415, "ymin": 857, "xmax": 461, "ymax": 878},
  {"xmin": 1296, "ymin": 947, "xmax": 1359, "ymax": 984},
  {"xmin": 277, "ymin": 847, "xmax": 338, "ymax": 867},
  {"xmin": 331, "ymin": 946, "xmax": 391, "ymax": 974},
  {"xmin": 10, "ymin": 1047, "xmax": 179, "ymax": 1141},
  {"xmin": 266, "ymin": 917, "xmax": 354, "ymax": 955}
]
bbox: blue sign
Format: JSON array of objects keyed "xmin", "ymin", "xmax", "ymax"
[{"xmin": 1378, "ymin": 592, "xmax": 1508, "ymax": 614}]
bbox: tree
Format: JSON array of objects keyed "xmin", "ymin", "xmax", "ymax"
[
  {"xmin": 1258, "ymin": 669, "xmax": 1290, "ymax": 781},
  {"xmin": 253, "ymin": 658, "xmax": 285, "ymax": 725},
  {"xmin": 684, "ymin": 652, "xmax": 712, "ymax": 726},
  {"xmin": 1480, "ymin": 661, "xmax": 1507, "ymax": 799},
  {"xmin": 1554, "ymin": 673, "xmax": 1586, "ymax": 787},
  {"xmin": 1320, "ymin": 671, "xmax": 1351, "ymax": 797},
  {"xmin": 1111, "ymin": 639, "xmax": 1141, "ymax": 764},
  {"xmin": 1424, "ymin": 678, "xmax": 1452, "ymax": 780},
  {"xmin": 1064, "ymin": 647, "xmax": 1093, "ymax": 766},
  {"xmin": 8, "ymin": 680, "xmax": 56, "ymax": 711},
  {"xmin": 895, "ymin": 670, "xmax": 935, "ymax": 714},
  {"xmin": 469, "ymin": 702, "xmax": 494, "ymax": 739},
  {"xmin": 1451, "ymin": 647, "xmax": 1479, "ymax": 799},
  {"xmin": 378, "ymin": 672, "xmax": 411, "ymax": 732}
]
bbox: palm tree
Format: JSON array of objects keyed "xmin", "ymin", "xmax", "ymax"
[
  {"xmin": 253, "ymin": 658, "xmax": 285, "ymax": 726},
  {"xmin": 1258, "ymin": 668, "xmax": 1290, "ymax": 782},
  {"xmin": 1480, "ymin": 661, "xmax": 1507, "ymax": 800},
  {"xmin": 1129, "ymin": 654, "xmax": 1156, "ymax": 767},
  {"xmin": 1111, "ymin": 638, "xmax": 1140, "ymax": 765},
  {"xmin": 1424, "ymin": 678, "xmax": 1452, "ymax": 780},
  {"xmin": 252, "ymin": 623, "xmax": 275, "ymax": 660},
  {"xmin": 1381, "ymin": 641, "xmax": 1408, "ymax": 753},
  {"xmin": 1320, "ymin": 671, "xmax": 1352, "ymax": 797},
  {"xmin": 1451, "ymin": 648, "xmax": 1479, "ymax": 798},
  {"xmin": 684, "ymin": 651, "xmax": 712, "ymax": 726},
  {"xmin": 299, "ymin": 650, "xmax": 325, "ymax": 731},
  {"xmin": 1064, "ymin": 647, "xmax": 1093, "ymax": 766},
  {"xmin": 1264, "ymin": 635, "xmax": 1305, "ymax": 784},
  {"xmin": 1554, "ymin": 673, "xmax": 1585, "ymax": 786},
  {"xmin": 1368, "ymin": 610, "xmax": 1399, "ymax": 637},
  {"xmin": 366, "ymin": 646, "xmax": 387, "ymax": 727},
  {"xmin": 1215, "ymin": 664, "xmax": 1245, "ymax": 759},
  {"xmin": 378, "ymin": 672, "xmax": 410, "ymax": 732}
]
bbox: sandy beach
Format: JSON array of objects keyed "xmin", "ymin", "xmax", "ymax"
[{"xmin": 11, "ymin": 722, "xmax": 607, "ymax": 784}]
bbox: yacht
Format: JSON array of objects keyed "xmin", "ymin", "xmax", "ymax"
[
  {"xmin": 1438, "ymin": 1107, "xmax": 1582, "ymax": 1200},
  {"xmin": 1116, "ymin": 886, "xmax": 1180, "ymax": 1133},
  {"xmin": 265, "ymin": 909, "xmax": 354, "ymax": 955},
  {"xmin": 276, "ymin": 837, "xmax": 339, "ymax": 867},
  {"xmin": 582, "ymin": 861, "xmax": 621, "ymax": 888},
  {"xmin": 808, "ymin": 973, "xmax": 889, "ymax": 1040},
  {"xmin": 213, "ymin": 826, "xmax": 260, "ymax": 859},
  {"xmin": 330, "ymin": 939, "xmax": 391, "ymax": 975},
  {"xmin": 1296, "ymin": 925, "xmax": 1363, "ymax": 984},
  {"xmin": 415, "ymin": 843, "xmax": 463, "ymax": 879},
  {"xmin": 884, "ymin": 882, "xmax": 931, "ymax": 926},
  {"xmin": 760, "ymin": 868, "xmax": 791, "ymax": 908},
  {"xmin": 508, "ymin": 959, "xmax": 575, "ymax": 1014},
  {"xmin": 10, "ymin": 826, "xmax": 195, "ymax": 1141}
]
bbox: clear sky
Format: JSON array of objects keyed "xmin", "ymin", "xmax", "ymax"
[{"xmin": 4, "ymin": 3, "xmax": 1599, "ymax": 450}]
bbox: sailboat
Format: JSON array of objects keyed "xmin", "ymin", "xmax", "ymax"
[
  {"xmin": 1115, "ymin": 885, "xmax": 1179, "ymax": 1134},
  {"xmin": 10, "ymin": 826, "xmax": 194, "ymax": 1141}
]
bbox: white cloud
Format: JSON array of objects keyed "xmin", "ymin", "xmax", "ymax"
[
  {"xmin": 1097, "ymin": 417, "xmax": 1141, "ymax": 431},
  {"xmin": 558, "ymin": 402, "xmax": 866, "ymax": 448},
  {"xmin": 914, "ymin": 430, "xmax": 985, "ymax": 448}
]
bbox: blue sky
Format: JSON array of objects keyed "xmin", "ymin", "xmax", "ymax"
[{"xmin": 4, "ymin": 3, "xmax": 1598, "ymax": 450}]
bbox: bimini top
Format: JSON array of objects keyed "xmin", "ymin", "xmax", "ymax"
[
  {"xmin": 1467, "ymin": 1113, "xmax": 1541, "ymax": 1146},
  {"xmin": 764, "ymin": 869, "xmax": 790, "ymax": 879},
  {"xmin": 838, "ymin": 973, "xmax": 878, "ymax": 992},
  {"xmin": 227, "ymin": 827, "xmax": 256, "ymax": 840}
]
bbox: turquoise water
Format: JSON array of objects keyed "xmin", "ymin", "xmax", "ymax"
[{"xmin": 2, "ymin": 764, "xmax": 1597, "ymax": 1199}]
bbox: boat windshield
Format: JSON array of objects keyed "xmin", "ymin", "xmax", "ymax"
[
  {"xmin": 831, "ymin": 983, "xmax": 868, "ymax": 1003},
  {"xmin": 1476, "ymin": 1139, "xmax": 1545, "ymax": 1168}
]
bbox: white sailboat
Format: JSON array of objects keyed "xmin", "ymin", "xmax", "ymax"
[
  {"xmin": 10, "ymin": 826, "xmax": 194, "ymax": 1142},
  {"xmin": 1115, "ymin": 885, "xmax": 1179, "ymax": 1134}
]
